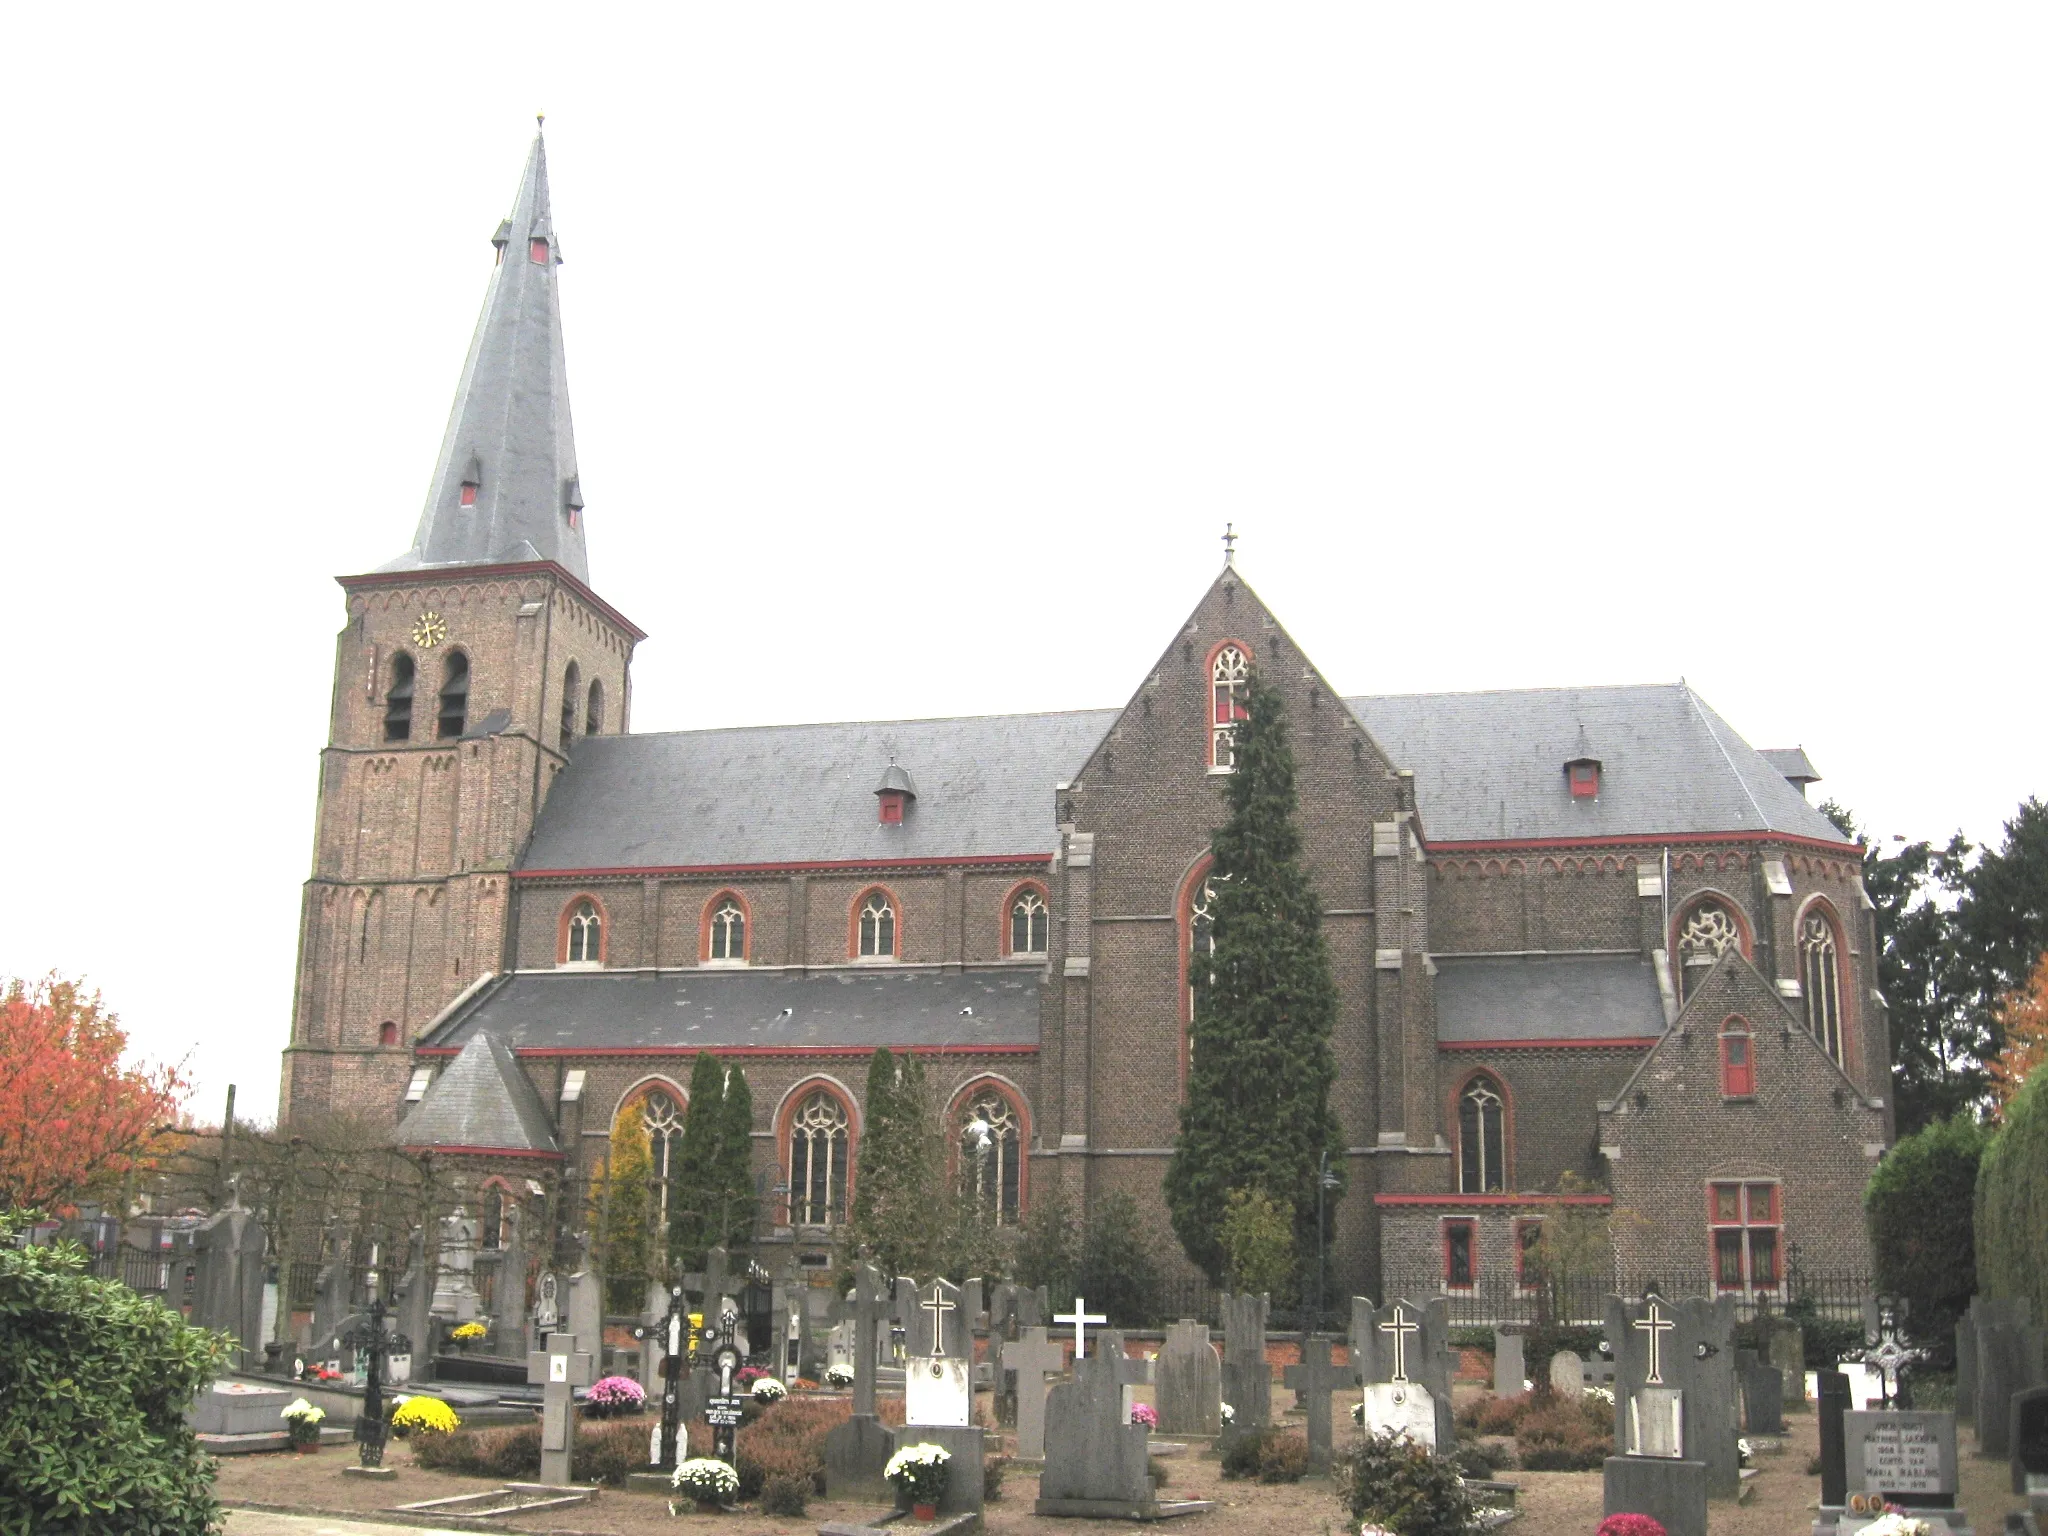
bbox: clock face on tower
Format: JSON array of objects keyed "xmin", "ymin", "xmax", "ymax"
[{"xmin": 412, "ymin": 612, "xmax": 448, "ymax": 649}]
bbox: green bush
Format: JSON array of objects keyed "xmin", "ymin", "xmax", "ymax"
[
  {"xmin": 1513, "ymin": 1392, "xmax": 1612, "ymax": 1472},
  {"xmin": 1256, "ymin": 1433, "xmax": 1309, "ymax": 1484},
  {"xmin": 0, "ymin": 1237, "xmax": 230, "ymax": 1536},
  {"xmin": 1339, "ymin": 1428, "xmax": 1475, "ymax": 1536},
  {"xmin": 983, "ymin": 1453, "xmax": 1008, "ymax": 1502},
  {"xmin": 1978, "ymin": 1063, "xmax": 2048, "ymax": 1324},
  {"xmin": 1452, "ymin": 1439, "xmax": 1510, "ymax": 1478},
  {"xmin": 1784, "ymin": 1295, "xmax": 1864, "ymax": 1372},
  {"xmin": 1866, "ymin": 1114, "xmax": 1986, "ymax": 1359},
  {"xmin": 1219, "ymin": 1427, "xmax": 1271, "ymax": 1480},
  {"xmin": 409, "ymin": 1418, "xmax": 650, "ymax": 1485},
  {"xmin": 760, "ymin": 1472, "xmax": 809, "ymax": 1516}
]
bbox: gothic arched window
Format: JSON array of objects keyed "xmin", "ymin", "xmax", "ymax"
[
  {"xmin": 586, "ymin": 678, "xmax": 604, "ymax": 736},
  {"xmin": 560, "ymin": 662, "xmax": 580, "ymax": 751},
  {"xmin": 565, "ymin": 899, "xmax": 603, "ymax": 964},
  {"xmin": 787, "ymin": 1091, "xmax": 850, "ymax": 1227},
  {"xmin": 384, "ymin": 653, "xmax": 415, "ymax": 742},
  {"xmin": 856, "ymin": 891, "xmax": 897, "ymax": 959},
  {"xmin": 1458, "ymin": 1075, "xmax": 1507, "ymax": 1194},
  {"xmin": 437, "ymin": 651, "xmax": 469, "ymax": 739},
  {"xmin": 1800, "ymin": 908, "xmax": 1844, "ymax": 1064},
  {"xmin": 959, "ymin": 1090, "xmax": 1022, "ymax": 1225},
  {"xmin": 1009, "ymin": 888, "xmax": 1048, "ymax": 956},
  {"xmin": 1188, "ymin": 876, "xmax": 1220, "ymax": 1021},
  {"xmin": 641, "ymin": 1088, "xmax": 686, "ymax": 1228},
  {"xmin": 1211, "ymin": 644, "xmax": 1251, "ymax": 769},
  {"xmin": 1677, "ymin": 899, "xmax": 1742, "ymax": 1003},
  {"xmin": 708, "ymin": 897, "xmax": 746, "ymax": 963}
]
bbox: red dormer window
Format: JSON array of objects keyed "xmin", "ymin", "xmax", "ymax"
[
  {"xmin": 878, "ymin": 792, "xmax": 905, "ymax": 824},
  {"xmin": 460, "ymin": 482, "xmax": 478, "ymax": 507},
  {"xmin": 530, "ymin": 238, "xmax": 549, "ymax": 264},
  {"xmin": 1566, "ymin": 758, "xmax": 1601, "ymax": 799},
  {"xmin": 1721, "ymin": 1025, "xmax": 1755, "ymax": 1098}
]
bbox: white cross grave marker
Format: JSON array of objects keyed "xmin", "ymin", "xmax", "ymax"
[
  {"xmin": 1056, "ymin": 1297, "xmax": 1108, "ymax": 1360},
  {"xmin": 1379, "ymin": 1304, "xmax": 1420, "ymax": 1383},
  {"xmin": 1634, "ymin": 1298, "xmax": 1676, "ymax": 1385}
]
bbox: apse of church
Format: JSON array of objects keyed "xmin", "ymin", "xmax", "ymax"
[{"xmin": 281, "ymin": 128, "xmax": 1885, "ymax": 1298}]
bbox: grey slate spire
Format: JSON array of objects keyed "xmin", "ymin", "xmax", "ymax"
[{"xmin": 381, "ymin": 126, "xmax": 590, "ymax": 582}]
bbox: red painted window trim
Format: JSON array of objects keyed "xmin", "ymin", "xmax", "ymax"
[
  {"xmin": 945, "ymin": 1076, "xmax": 1031, "ymax": 1220},
  {"xmin": 848, "ymin": 885, "xmax": 903, "ymax": 960},
  {"xmin": 1000, "ymin": 878, "xmax": 1051, "ymax": 958},
  {"xmin": 558, "ymin": 892, "xmax": 609, "ymax": 964},
  {"xmin": 459, "ymin": 483, "xmax": 478, "ymax": 506},
  {"xmin": 700, "ymin": 888, "xmax": 753, "ymax": 964},
  {"xmin": 379, "ymin": 1020, "xmax": 400, "ymax": 1047},
  {"xmin": 777, "ymin": 1076, "xmax": 859, "ymax": 1228},
  {"xmin": 1442, "ymin": 1218, "xmax": 1478, "ymax": 1290},
  {"xmin": 1794, "ymin": 893, "xmax": 1857, "ymax": 1071},
  {"xmin": 530, "ymin": 238, "xmax": 549, "ymax": 264},
  {"xmin": 878, "ymin": 792, "xmax": 905, "ymax": 824},
  {"xmin": 1707, "ymin": 1178, "xmax": 1784, "ymax": 1292},
  {"xmin": 1671, "ymin": 891, "xmax": 1755, "ymax": 965},
  {"xmin": 1447, "ymin": 1066, "xmax": 1515, "ymax": 1195},
  {"xmin": 1205, "ymin": 638, "xmax": 1253, "ymax": 769},
  {"xmin": 1720, "ymin": 1020, "xmax": 1755, "ymax": 1098}
]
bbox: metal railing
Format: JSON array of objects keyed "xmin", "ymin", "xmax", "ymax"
[{"xmin": 1380, "ymin": 1269, "xmax": 1873, "ymax": 1328}]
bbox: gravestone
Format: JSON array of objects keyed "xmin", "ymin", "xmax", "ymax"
[
  {"xmin": 526, "ymin": 1331, "xmax": 595, "ymax": 1486},
  {"xmin": 962, "ymin": 1277, "xmax": 986, "ymax": 1337},
  {"xmin": 189, "ymin": 1205, "xmax": 266, "ymax": 1372},
  {"xmin": 827, "ymin": 1320, "xmax": 856, "ymax": 1379},
  {"xmin": 893, "ymin": 1276, "xmax": 919, "ymax": 1364},
  {"xmin": 1817, "ymin": 1370, "xmax": 1851, "ymax": 1514},
  {"xmin": 1358, "ymin": 1298, "xmax": 1454, "ymax": 1453},
  {"xmin": 824, "ymin": 1263, "xmax": 897, "ymax": 1503},
  {"xmin": 567, "ymin": 1271, "xmax": 602, "ymax": 1359},
  {"xmin": 1981, "ymin": 1323, "xmax": 2024, "ymax": 1457},
  {"xmin": 1036, "ymin": 1353, "xmax": 1212, "ymax": 1519},
  {"xmin": 1843, "ymin": 1409, "xmax": 1972, "ymax": 1534},
  {"xmin": 905, "ymin": 1277, "xmax": 972, "ymax": 1428},
  {"xmin": 391, "ymin": 1228, "xmax": 431, "ymax": 1384},
  {"xmin": 1056, "ymin": 1296, "xmax": 1109, "ymax": 1360},
  {"xmin": 1493, "ymin": 1329, "xmax": 1527, "ymax": 1398},
  {"xmin": 1002, "ymin": 1326, "xmax": 1065, "ymax": 1460},
  {"xmin": 1606, "ymin": 1292, "xmax": 1739, "ymax": 1500},
  {"xmin": 491, "ymin": 1208, "xmax": 526, "ymax": 1359},
  {"xmin": 1957, "ymin": 1307, "xmax": 1979, "ymax": 1422},
  {"xmin": 1021, "ymin": 1285, "xmax": 1048, "ymax": 1329},
  {"xmin": 2013, "ymin": 1385, "xmax": 2048, "ymax": 1500},
  {"xmin": 1762, "ymin": 1315, "xmax": 1806, "ymax": 1408},
  {"xmin": 431, "ymin": 1209, "xmax": 479, "ymax": 1319},
  {"xmin": 1220, "ymin": 1292, "xmax": 1271, "ymax": 1429},
  {"xmin": 1155, "ymin": 1320, "xmax": 1222, "ymax": 1436},
  {"xmin": 1282, "ymin": 1337, "xmax": 1349, "ymax": 1473},
  {"xmin": 1740, "ymin": 1349, "xmax": 1785, "ymax": 1435},
  {"xmin": 1550, "ymin": 1349, "xmax": 1588, "ymax": 1397},
  {"xmin": 311, "ymin": 1228, "xmax": 354, "ymax": 1368},
  {"xmin": 1099, "ymin": 1329, "xmax": 1152, "ymax": 1423},
  {"xmin": 1602, "ymin": 1457, "xmax": 1707, "ymax": 1536}
]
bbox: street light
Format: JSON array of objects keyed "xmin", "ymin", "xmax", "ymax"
[{"xmin": 1313, "ymin": 1151, "xmax": 1342, "ymax": 1337}]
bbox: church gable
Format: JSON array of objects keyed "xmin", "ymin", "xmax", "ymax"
[{"xmin": 1600, "ymin": 948, "xmax": 1883, "ymax": 1285}]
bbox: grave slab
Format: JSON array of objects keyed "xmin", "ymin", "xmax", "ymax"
[
  {"xmin": 1493, "ymin": 1329, "xmax": 1526, "ymax": 1398},
  {"xmin": 1603, "ymin": 1454, "xmax": 1707, "ymax": 1536},
  {"xmin": 1155, "ymin": 1320, "xmax": 1221, "ymax": 1437}
]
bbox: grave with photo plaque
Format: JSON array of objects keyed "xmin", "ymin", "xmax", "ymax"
[
  {"xmin": 1841, "ymin": 1409, "xmax": 1972, "ymax": 1535},
  {"xmin": 1355, "ymin": 1297, "xmax": 1453, "ymax": 1453}
]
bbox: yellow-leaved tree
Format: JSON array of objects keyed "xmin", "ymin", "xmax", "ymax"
[{"xmin": 1990, "ymin": 950, "xmax": 2048, "ymax": 1117}]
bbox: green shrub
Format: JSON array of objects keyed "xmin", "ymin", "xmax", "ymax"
[
  {"xmin": 760, "ymin": 1472, "xmax": 809, "ymax": 1516},
  {"xmin": 0, "ymin": 1238, "xmax": 230, "ymax": 1536},
  {"xmin": 1452, "ymin": 1439, "xmax": 1510, "ymax": 1478},
  {"xmin": 1256, "ymin": 1433, "xmax": 1309, "ymax": 1484},
  {"xmin": 1339, "ymin": 1429, "xmax": 1475, "ymax": 1536},
  {"xmin": 1866, "ymin": 1114, "xmax": 1986, "ymax": 1360},
  {"xmin": 1784, "ymin": 1295, "xmax": 1864, "ymax": 1371},
  {"xmin": 1219, "ymin": 1427, "xmax": 1270, "ymax": 1480},
  {"xmin": 1978, "ymin": 1064, "xmax": 2048, "ymax": 1325},
  {"xmin": 1513, "ymin": 1392, "xmax": 1611, "ymax": 1471},
  {"xmin": 983, "ymin": 1453, "xmax": 1008, "ymax": 1502}
]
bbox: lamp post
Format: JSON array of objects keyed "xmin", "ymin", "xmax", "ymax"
[{"xmin": 1313, "ymin": 1151, "xmax": 1342, "ymax": 1337}]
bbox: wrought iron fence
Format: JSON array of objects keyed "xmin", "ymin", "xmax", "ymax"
[{"xmin": 1380, "ymin": 1268, "xmax": 1873, "ymax": 1328}]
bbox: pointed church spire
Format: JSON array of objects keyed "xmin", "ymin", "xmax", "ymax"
[{"xmin": 383, "ymin": 125, "xmax": 591, "ymax": 582}]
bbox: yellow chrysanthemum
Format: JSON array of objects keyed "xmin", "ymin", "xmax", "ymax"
[{"xmin": 391, "ymin": 1396, "xmax": 461, "ymax": 1436}]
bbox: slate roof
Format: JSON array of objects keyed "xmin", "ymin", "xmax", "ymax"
[
  {"xmin": 417, "ymin": 967, "xmax": 1044, "ymax": 1053},
  {"xmin": 381, "ymin": 130, "xmax": 590, "ymax": 583},
  {"xmin": 519, "ymin": 710, "xmax": 1118, "ymax": 872},
  {"xmin": 1758, "ymin": 746, "xmax": 1822, "ymax": 787},
  {"xmin": 1435, "ymin": 955, "xmax": 1665, "ymax": 1043},
  {"xmin": 395, "ymin": 1032, "xmax": 561, "ymax": 1154},
  {"xmin": 1344, "ymin": 684, "xmax": 1849, "ymax": 845}
]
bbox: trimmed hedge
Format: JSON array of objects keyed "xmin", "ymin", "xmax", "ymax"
[
  {"xmin": 1866, "ymin": 1113, "xmax": 1985, "ymax": 1358},
  {"xmin": 1977, "ymin": 1062, "xmax": 2048, "ymax": 1323},
  {"xmin": 0, "ymin": 1237, "xmax": 230, "ymax": 1535}
]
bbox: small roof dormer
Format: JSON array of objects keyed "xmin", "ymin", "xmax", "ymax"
[
  {"xmin": 1564, "ymin": 755, "xmax": 1602, "ymax": 799},
  {"xmin": 876, "ymin": 765, "xmax": 917, "ymax": 825}
]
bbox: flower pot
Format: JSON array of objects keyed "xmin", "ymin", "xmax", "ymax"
[
  {"xmin": 695, "ymin": 1499, "xmax": 722, "ymax": 1514},
  {"xmin": 913, "ymin": 1503, "xmax": 938, "ymax": 1521},
  {"xmin": 292, "ymin": 1440, "xmax": 319, "ymax": 1454}
]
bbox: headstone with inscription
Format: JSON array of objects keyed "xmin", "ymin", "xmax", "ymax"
[
  {"xmin": 905, "ymin": 1276, "xmax": 972, "ymax": 1428},
  {"xmin": 1357, "ymin": 1298, "xmax": 1454, "ymax": 1453},
  {"xmin": 1606, "ymin": 1292, "xmax": 1739, "ymax": 1499},
  {"xmin": 1841, "ymin": 1409, "xmax": 1972, "ymax": 1535}
]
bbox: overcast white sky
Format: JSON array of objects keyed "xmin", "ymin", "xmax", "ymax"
[{"xmin": 2, "ymin": 6, "xmax": 2042, "ymax": 1126}]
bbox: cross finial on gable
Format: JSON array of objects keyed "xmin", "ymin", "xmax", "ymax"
[{"xmin": 1222, "ymin": 523, "xmax": 1237, "ymax": 565}]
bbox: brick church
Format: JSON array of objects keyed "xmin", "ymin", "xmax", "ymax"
[{"xmin": 279, "ymin": 130, "xmax": 1887, "ymax": 1304}]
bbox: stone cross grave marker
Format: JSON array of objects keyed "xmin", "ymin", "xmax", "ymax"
[
  {"xmin": 906, "ymin": 1277, "xmax": 971, "ymax": 1427},
  {"xmin": 1736, "ymin": 1348, "xmax": 1784, "ymax": 1435},
  {"xmin": 1156, "ymin": 1320, "xmax": 1222, "ymax": 1436},
  {"xmin": 189, "ymin": 1205, "xmax": 266, "ymax": 1373},
  {"xmin": 1852, "ymin": 1302, "xmax": 1929, "ymax": 1411},
  {"xmin": 823, "ymin": 1263, "xmax": 896, "ymax": 1503},
  {"xmin": 1842, "ymin": 1409, "xmax": 1970, "ymax": 1530},
  {"xmin": 1057, "ymin": 1296, "xmax": 1108, "ymax": 1360},
  {"xmin": 1607, "ymin": 1292, "xmax": 1739, "ymax": 1500},
  {"xmin": 1282, "ymin": 1337, "xmax": 1350, "ymax": 1473},
  {"xmin": 1100, "ymin": 1329, "xmax": 1152, "ymax": 1424},
  {"xmin": 526, "ymin": 1331, "xmax": 595, "ymax": 1486},
  {"xmin": 1358, "ymin": 1297, "xmax": 1453, "ymax": 1452},
  {"xmin": 1002, "ymin": 1325, "xmax": 1065, "ymax": 1460},
  {"xmin": 702, "ymin": 1308, "xmax": 746, "ymax": 1468},
  {"xmin": 851, "ymin": 1262, "xmax": 886, "ymax": 1416},
  {"xmin": 1221, "ymin": 1292, "xmax": 1271, "ymax": 1429}
]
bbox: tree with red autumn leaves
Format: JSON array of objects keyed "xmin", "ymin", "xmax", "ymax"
[
  {"xmin": 0, "ymin": 975, "xmax": 189, "ymax": 1212},
  {"xmin": 1990, "ymin": 950, "xmax": 2048, "ymax": 1117}
]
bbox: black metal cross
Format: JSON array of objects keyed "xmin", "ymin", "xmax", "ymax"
[
  {"xmin": 338, "ymin": 1295, "xmax": 412, "ymax": 1469},
  {"xmin": 634, "ymin": 1283, "xmax": 692, "ymax": 1470}
]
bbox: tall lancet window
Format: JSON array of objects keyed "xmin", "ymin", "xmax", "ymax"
[
  {"xmin": 1800, "ymin": 909, "xmax": 1845, "ymax": 1064},
  {"xmin": 1677, "ymin": 899, "xmax": 1741, "ymax": 1004},
  {"xmin": 1211, "ymin": 645, "xmax": 1251, "ymax": 769},
  {"xmin": 788, "ymin": 1091, "xmax": 850, "ymax": 1227},
  {"xmin": 1009, "ymin": 889, "xmax": 1048, "ymax": 956},
  {"xmin": 857, "ymin": 891, "xmax": 897, "ymax": 959},
  {"xmin": 960, "ymin": 1091, "xmax": 1022, "ymax": 1225},
  {"xmin": 586, "ymin": 679, "xmax": 604, "ymax": 736},
  {"xmin": 560, "ymin": 663, "xmax": 580, "ymax": 751},
  {"xmin": 641, "ymin": 1089, "xmax": 685, "ymax": 1230},
  {"xmin": 565, "ymin": 899, "xmax": 602, "ymax": 964},
  {"xmin": 1458, "ymin": 1075, "xmax": 1507, "ymax": 1194}
]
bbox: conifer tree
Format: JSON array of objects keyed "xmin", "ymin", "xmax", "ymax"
[
  {"xmin": 848, "ymin": 1047, "xmax": 954, "ymax": 1278},
  {"xmin": 1164, "ymin": 668, "xmax": 1345, "ymax": 1288},
  {"xmin": 710, "ymin": 1062, "xmax": 756, "ymax": 1251},
  {"xmin": 668, "ymin": 1051, "xmax": 727, "ymax": 1267},
  {"xmin": 598, "ymin": 1110, "xmax": 655, "ymax": 1294}
]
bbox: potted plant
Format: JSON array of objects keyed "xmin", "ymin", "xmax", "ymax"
[
  {"xmin": 671, "ymin": 1456, "xmax": 741, "ymax": 1512},
  {"xmin": 824, "ymin": 1364, "xmax": 854, "ymax": 1389},
  {"xmin": 1130, "ymin": 1402, "xmax": 1158, "ymax": 1429},
  {"xmin": 585, "ymin": 1375, "xmax": 646, "ymax": 1420},
  {"xmin": 449, "ymin": 1320, "xmax": 487, "ymax": 1353},
  {"xmin": 280, "ymin": 1397, "xmax": 325, "ymax": 1452},
  {"xmin": 389, "ymin": 1395, "xmax": 460, "ymax": 1439},
  {"xmin": 884, "ymin": 1442, "xmax": 952, "ymax": 1520},
  {"xmin": 750, "ymin": 1376, "xmax": 787, "ymax": 1405}
]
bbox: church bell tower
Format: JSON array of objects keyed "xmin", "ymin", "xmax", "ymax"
[{"xmin": 279, "ymin": 126, "xmax": 643, "ymax": 1129}]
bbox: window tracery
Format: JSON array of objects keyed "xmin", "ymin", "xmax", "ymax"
[
  {"xmin": 959, "ymin": 1091, "xmax": 1022, "ymax": 1225},
  {"xmin": 709, "ymin": 898, "xmax": 746, "ymax": 963},
  {"xmin": 566, "ymin": 899, "xmax": 602, "ymax": 964},
  {"xmin": 641, "ymin": 1088, "xmax": 685, "ymax": 1229},
  {"xmin": 1678, "ymin": 900, "xmax": 1741, "ymax": 1001},
  {"xmin": 1211, "ymin": 645, "xmax": 1250, "ymax": 769},
  {"xmin": 857, "ymin": 892, "xmax": 896, "ymax": 958},
  {"xmin": 1458, "ymin": 1076, "xmax": 1506, "ymax": 1194},
  {"xmin": 1800, "ymin": 909, "xmax": 1844, "ymax": 1064},
  {"xmin": 788, "ymin": 1091, "xmax": 849, "ymax": 1227},
  {"xmin": 1009, "ymin": 889, "xmax": 1048, "ymax": 955}
]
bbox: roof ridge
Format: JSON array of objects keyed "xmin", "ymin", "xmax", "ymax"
[
  {"xmin": 1341, "ymin": 681, "xmax": 1684, "ymax": 704},
  {"xmin": 1680, "ymin": 682, "xmax": 1770, "ymax": 831},
  {"xmin": 602, "ymin": 704, "xmax": 1122, "ymax": 743}
]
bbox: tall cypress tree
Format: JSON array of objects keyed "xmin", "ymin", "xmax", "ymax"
[
  {"xmin": 849, "ymin": 1047, "xmax": 954, "ymax": 1278},
  {"xmin": 1164, "ymin": 669, "xmax": 1345, "ymax": 1288},
  {"xmin": 668, "ymin": 1051, "xmax": 727, "ymax": 1267},
  {"xmin": 710, "ymin": 1062, "xmax": 756, "ymax": 1252}
]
